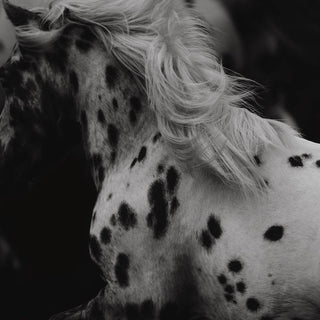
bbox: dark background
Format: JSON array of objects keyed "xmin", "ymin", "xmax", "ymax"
[{"xmin": 0, "ymin": 147, "xmax": 102, "ymax": 319}]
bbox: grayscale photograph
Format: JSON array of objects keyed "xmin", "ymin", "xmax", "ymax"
[{"xmin": 0, "ymin": 0, "xmax": 320, "ymax": 319}]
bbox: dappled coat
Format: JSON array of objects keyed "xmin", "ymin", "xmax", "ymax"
[{"xmin": 1, "ymin": 1, "xmax": 320, "ymax": 320}]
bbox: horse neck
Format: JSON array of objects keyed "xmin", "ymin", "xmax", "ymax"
[
  {"xmin": 0, "ymin": 25, "xmax": 158, "ymax": 192},
  {"xmin": 71, "ymin": 36, "xmax": 158, "ymax": 189}
]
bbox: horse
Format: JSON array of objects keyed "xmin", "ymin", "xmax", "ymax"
[{"xmin": 1, "ymin": 0, "xmax": 320, "ymax": 319}]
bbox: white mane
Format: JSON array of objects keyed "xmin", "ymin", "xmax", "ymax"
[{"xmin": 13, "ymin": 0, "xmax": 297, "ymax": 193}]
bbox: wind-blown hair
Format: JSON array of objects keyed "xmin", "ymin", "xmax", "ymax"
[{"xmin": 11, "ymin": 0, "xmax": 297, "ymax": 193}]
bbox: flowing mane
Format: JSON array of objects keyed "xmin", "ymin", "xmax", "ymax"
[{"xmin": 10, "ymin": 0, "xmax": 297, "ymax": 193}]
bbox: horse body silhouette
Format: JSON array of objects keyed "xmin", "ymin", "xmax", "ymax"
[{"xmin": 1, "ymin": 1, "xmax": 320, "ymax": 319}]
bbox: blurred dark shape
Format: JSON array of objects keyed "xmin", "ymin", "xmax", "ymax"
[
  {"xmin": 0, "ymin": 146, "xmax": 103, "ymax": 320},
  {"xmin": 224, "ymin": 0, "xmax": 320, "ymax": 142}
]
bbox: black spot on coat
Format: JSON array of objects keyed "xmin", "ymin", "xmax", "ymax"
[
  {"xmin": 236, "ymin": 281, "xmax": 246, "ymax": 294},
  {"xmin": 129, "ymin": 110, "xmax": 137, "ymax": 125},
  {"xmin": 130, "ymin": 158, "xmax": 137, "ymax": 169},
  {"xmin": 97, "ymin": 109, "xmax": 106, "ymax": 124},
  {"xmin": 166, "ymin": 166, "xmax": 179, "ymax": 195},
  {"xmin": 264, "ymin": 225, "xmax": 284, "ymax": 241},
  {"xmin": 108, "ymin": 124, "xmax": 119, "ymax": 149},
  {"xmin": 302, "ymin": 153, "xmax": 311, "ymax": 159},
  {"xmin": 100, "ymin": 227, "xmax": 112, "ymax": 245},
  {"xmin": 138, "ymin": 146, "xmax": 147, "ymax": 162},
  {"xmin": 224, "ymin": 293, "xmax": 235, "ymax": 303},
  {"xmin": 185, "ymin": 0, "xmax": 195, "ymax": 8},
  {"xmin": 157, "ymin": 164, "xmax": 164, "ymax": 174},
  {"xmin": 110, "ymin": 151, "xmax": 116, "ymax": 163},
  {"xmin": 200, "ymin": 229, "xmax": 213, "ymax": 250},
  {"xmin": 254, "ymin": 155, "xmax": 261, "ymax": 166},
  {"xmin": 112, "ymin": 98, "xmax": 118, "ymax": 110},
  {"xmin": 246, "ymin": 297, "xmax": 261, "ymax": 312},
  {"xmin": 130, "ymin": 96, "xmax": 142, "ymax": 113},
  {"xmin": 225, "ymin": 285, "xmax": 235, "ymax": 294},
  {"xmin": 288, "ymin": 156, "xmax": 303, "ymax": 167},
  {"xmin": 207, "ymin": 214, "xmax": 222, "ymax": 239},
  {"xmin": 105, "ymin": 65, "xmax": 119, "ymax": 88},
  {"xmin": 152, "ymin": 132, "xmax": 161, "ymax": 143},
  {"xmin": 129, "ymin": 97, "xmax": 142, "ymax": 125},
  {"xmin": 118, "ymin": 202, "xmax": 137, "ymax": 230},
  {"xmin": 217, "ymin": 274, "xmax": 227, "ymax": 285},
  {"xmin": 228, "ymin": 260, "xmax": 243, "ymax": 273},
  {"xmin": 147, "ymin": 180, "xmax": 169, "ymax": 238},
  {"xmin": 115, "ymin": 253, "xmax": 130, "ymax": 287}
]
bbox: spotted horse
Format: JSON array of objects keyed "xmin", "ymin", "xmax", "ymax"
[{"xmin": 1, "ymin": 0, "xmax": 320, "ymax": 319}]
